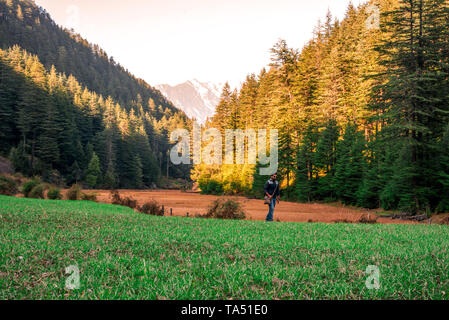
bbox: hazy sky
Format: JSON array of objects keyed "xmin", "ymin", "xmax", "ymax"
[{"xmin": 34, "ymin": 0, "xmax": 367, "ymax": 88}]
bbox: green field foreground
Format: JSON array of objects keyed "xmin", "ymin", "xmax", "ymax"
[{"xmin": 0, "ymin": 195, "xmax": 448, "ymax": 300}]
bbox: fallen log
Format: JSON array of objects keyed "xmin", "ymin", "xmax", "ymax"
[
  {"xmin": 391, "ymin": 212, "xmax": 413, "ymax": 220},
  {"xmin": 400, "ymin": 214, "xmax": 427, "ymax": 222}
]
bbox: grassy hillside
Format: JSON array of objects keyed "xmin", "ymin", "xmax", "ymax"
[{"xmin": 0, "ymin": 195, "xmax": 448, "ymax": 300}]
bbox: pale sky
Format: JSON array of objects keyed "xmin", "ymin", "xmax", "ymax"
[{"xmin": 34, "ymin": 0, "xmax": 367, "ymax": 88}]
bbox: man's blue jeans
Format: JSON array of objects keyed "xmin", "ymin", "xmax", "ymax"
[{"xmin": 266, "ymin": 198, "xmax": 276, "ymax": 222}]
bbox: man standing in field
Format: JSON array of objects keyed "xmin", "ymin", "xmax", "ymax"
[{"xmin": 264, "ymin": 173, "xmax": 280, "ymax": 222}]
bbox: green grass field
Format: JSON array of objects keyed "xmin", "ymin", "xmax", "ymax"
[{"xmin": 0, "ymin": 195, "xmax": 448, "ymax": 300}]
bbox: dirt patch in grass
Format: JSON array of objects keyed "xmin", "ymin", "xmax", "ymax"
[{"xmin": 73, "ymin": 190, "xmax": 421, "ymax": 225}]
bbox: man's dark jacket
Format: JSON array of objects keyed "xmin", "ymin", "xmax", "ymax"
[{"xmin": 264, "ymin": 179, "xmax": 280, "ymax": 198}]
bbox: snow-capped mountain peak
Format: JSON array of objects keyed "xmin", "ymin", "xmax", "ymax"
[{"xmin": 156, "ymin": 80, "xmax": 223, "ymax": 124}]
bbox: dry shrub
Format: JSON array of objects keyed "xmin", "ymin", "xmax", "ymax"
[
  {"xmin": 66, "ymin": 184, "xmax": 97, "ymax": 202},
  {"xmin": 139, "ymin": 200, "xmax": 165, "ymax": 216},
  {"xmin": 47, "ymin": 187, "xmax": 62, "ymax": 200},
  {"xmin": 333, "ymin": 213, "xmax": 378, "ymax": 224},
  {"xmin": 22, "ymin": 177, "xmax": 42, "ymax": 197},
  {"xmin": 440, "ymin": 216, "xmax": 449, "ymax": 225},
  {"xmin": 358, "ymin": 213, "xmax": 378, "ymax": 224},
  {"xmin": 110, "ymin": 190, "xmax": 137, "ymax": 209},
  {"xmin": 66, "ymin": 184, "xmax": 83, "ymax": 200},
  {"xmin": 200, "ymin": 199, "xmax": 246, "ymax": 220},
  {"xmin": 110, "ymin": 190, "xmax": 122, "ymax": 205},
  {"xmin": 122, "ymin": 197, "xmax": 137, "ymax": 209},
  {"xmin": 0, "ymin": 175, "xmax": 18, "ymax": 196},
  {"xmin": 29, "ymin": 184, "xmax": 46, "ymax": 199},
  {"xmin": 81, "ymin": 193, "xmax": 97, "ymax": 202}
]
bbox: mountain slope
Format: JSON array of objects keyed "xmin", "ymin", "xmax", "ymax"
[
  {"xmin": 0, "ymin": 0, "xmax": 192, "ymax": 187},
  {"xmin": 156, "ymin": 80, "xmax": 222, "ymax": 123},
  {"xmin": 0, "ymin": 0, "xmax": 179, "ymax": 118}
]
